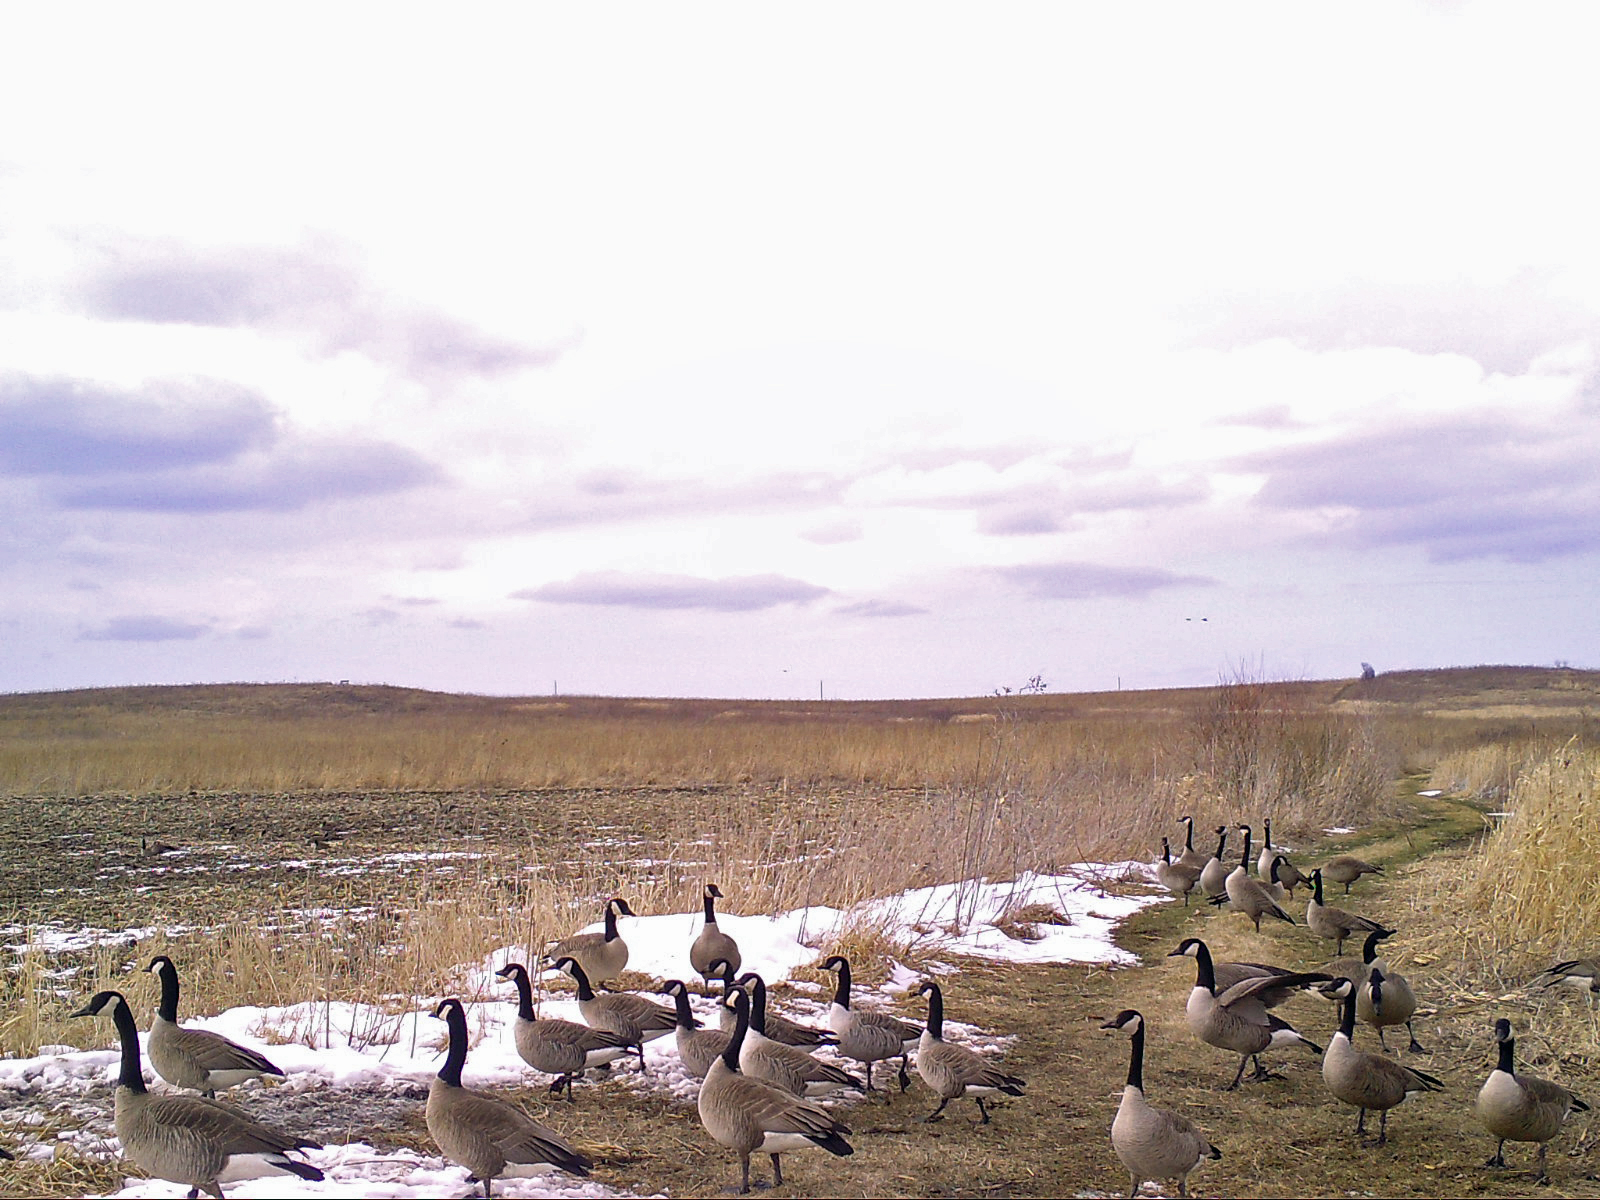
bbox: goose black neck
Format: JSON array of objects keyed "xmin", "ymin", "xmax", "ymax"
[
  {"xmin": 1183, "ymin": 818, "xmax": 1196, "ymax": 853},
  {"xmin": 1312, "ymin": 870, "xmax": 1325, "ymax": 904},
  {"xmin": 1368, "ymin": 972, "xmax": 1384, "ymax": 1010},
  {"xmin": 721, "ymin": 993, "xmax": 748, "ymax": 1071},
  {"xmin": 566, "ymin": 961, "xmax": 596, "ymax": 1002},
  {"xmin": 1497, "ymin": 1034, "xmax": 1516, "ymax": 1074},
  {"xmin": 1263, "ymin": 819, "xmax": 1272, "ymax": 849},
  {"xmin": 1338, "ymin": 987, "xmax": 1357, "ymax": 1038},
  {"xmin": 745, "ymin": 977, "xmax": 769, "ymax": 1034},
  {"xmin": 924, "ymin": 984, "xmax": 945, "ymax": 1040},
  {"xmin": 603, "ymin": 901, "xmax": 619, "ymax": 942},
  {"xmin": 438, "ymin": 1003, "xmax": 468, "ymax": 1086},
  {"xmin": 1238, "ymin": 827, "xmax": 1252, "ymax": 867},
  {"xmin": 1362, "ymin": 931, "xmax": 1383, "ymax": 964},
  {"xmin": 1125, "ymin": 1019, "xmax": 1145, "ymax": 1090},
  {"xmin": 703, "ymin": 890, "xmax": 718, "ymax": 924},
  {"xmin": 1162, "ymin": 840, "xmax": 1174, "ymax": 866},
  {"xmin": 110, "ymin": 994, "xmax": 147, "ymax": 1093},
  {"xmin": 1191, "ymin": 943, "xmax": 1217, "ymax": 994},
  {"xmin": 830, "ymin": 961, "xmax": 853, "ymax": 1009},
  {"xmin": 670, "ymin": 987, "xmax": 696, "ymax": 1029},
  {"xmin": 154, "ymin": 961, "xmax": 179, "ymax": 1023},
  {"xmin": 1214, "ymin": 828, "xmax": 1228, "ymax": 856},
  {"xmin": 505, "ymin": 967, "xmax": 535, "ymax": 1021}
]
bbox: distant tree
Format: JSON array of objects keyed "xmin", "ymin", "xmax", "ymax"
[{"xmin": 1360, "ymin": 662, "xmax": 1376, "ymax": 680}]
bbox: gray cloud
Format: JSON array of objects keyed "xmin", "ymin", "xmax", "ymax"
[
  {"xmin": 1238, "ymin": 410, "xmax": 1600, "ymax": 562},
  {"xmin": 81, "ymin": 615, "xmax": 209, "ymax": 642},
  {"xmin": 0, "ymin": 374, "xmax": 275, "ymax": 476},
  {"xmin": 1187, "ymin": 272, "xmax": 1596, "ymax": 374},
  {"xmin": 72, "ymin": 235, "xmax": 567, "ymax": 377},
  {"xmin": 56, "ymin": 439, "xmax": 442, "ymax": 514},
  {"xmin": 514, "ymin": 571, "xmax": 831, "ymax": 612},
  {"xmin": 991, "ymin": 561, "xmax": 1219, "ymax": 600},
  {"xmin": 834, "ymin": 598, "xmax": 930, "ymax": 618}
]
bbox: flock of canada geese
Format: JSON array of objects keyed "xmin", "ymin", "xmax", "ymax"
[
  {"xmin": 46, "ymin": 821, "xmax": 1599, "ymax": 1199},
  {"xmin": 1127, "ymin": 815, "xmax": 1593, "ymax": 1197},
  {"xmin": 58, "ymin": 883, "xmax": 1022, "ymax": 1198}
]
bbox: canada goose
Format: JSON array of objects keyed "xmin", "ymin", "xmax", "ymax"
[
  {"xmin": 1324, "ymin": 928, "xmax": 1396, "ymax": 986},
  {"xmin": 1529, "ymin": 957, "xmax": 1600, "ymax": 994},
  {"xmin": 1168, "ymin": 938, "xmax": 1327, "ymax": 1090},
  {"xmin": 144, "ymin": 956, "xmax": 284, "ymax": 1098},
  {"xmin": 69, "ymin": 990, "xmax": 323, "ymax": 1200},
  {"xmin": 545, "ymin": 897, "xmax": 634, "ymax": 986},
  {"xmin": 690, "ymin": 883, "xmax": 742, "ymax": 985},
  {"xmin": 554, "ymin": 956, "xmax": 679, "ymax": 1066},
  {"xmin": 1256, "ymin": 819, "xmax": 1310, "ymax": 894},
  {"xmin": 495, "ymin": 962, "xmax": 631, "ymax": 1101},
  {"xmin": 1322, "ymin": 854, "xmax": 1383, "ymax": 894},
  {"xmin": 1102, "ymin": 1009, "xmax": 1221, "ymax": 1198},
  {"xmin": 914, "ymin": 980, "xmax": 1025, "ymax": 1123},
  {"xmin": 141, "ymin": 836, "xmax": 182, "ymax": 857},
  {"xmin": 1198, "ymin": 826, "xmax": 1231, "ymax": 898},
  {"xmin": 1357, "ymin": 962, "xmax": 1427, "ymax": 1055},
  {"xmin": 699, "ymin": 985, "xmax": 854, "ymax": 1195},
  {"xmin": 426, "ymin": 998, "xmax": 591, "ymax": 1198},
  {"xmin": 1156, "ymin": 838, "xmax": 1202, "ymax": 906},
  {"xmin": 1176, "ymin": 815, "xmax": 1209, "ymax": 871},
  {"xmin": 820, "ymin": 955, "xmax": 921, "ymax": 1093},
  {"xmin": 736, "ymin": 973, "xmax": 861, "ymax": 1097},
  {"xmin": 1307, "ymin": 869, "xmax": 1393, "ymax": 955},
  {"xmin": 1320, "ymin": 977, "xmax": 1443, "ymax": 1146},
  {"xmin": 661, "ymin": 979, "xmax": 732, "ymax": 1081},
  {"xmin": 1213, "ymin": 825, "xmax": 1295, "ymax": 932},
  {"xmin": 1476, "ymin": 1017, "xmax": 1589, "ymax": 1183},
  {"xmin": 711, "ymin": 958, "xmax": 835, "ymax": 1048}
]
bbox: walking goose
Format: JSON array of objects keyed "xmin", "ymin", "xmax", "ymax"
[
  {"xmin": 736, "ymin": 973, "xmax": 861, "ymax": 1097},
  {"xmin": 144, "ymin": 956, "xmax": 284, "ymax": 1098},
  {"xmin": 1102, "ymin": 1009, "xmax": 1221, "ymax": 1199},
  {"xmin": 712, "ymin": 958, "xmax": 835, "ymax": 1047},
  {"xmin": 1213, "ymin": 825, "xmax": 1295, "ymax": 931},
  {"xmin": 820, "ymin": 955, "xmax": 921, "ymax": 1093},
  {"xmin": 1307, "ymin": 868, "xmax": 1393, "ymax": 955},
  {"xmin": 1324, "ymin": 928, "xmax": 1395, "ymax": 986},
  {"xmin": 1357, "ymin": 961, "xmax": 1426, "ymax": 1055},
  {"xmin": 495, "ymin": 962, "xmax": 631, "ymax": 1101},
  {"xmin": 427, "ymin": 998, "xmax": 591, "ymax": 1197},
  {"xmin": 1322, "ymin": 854, "xmax": 1383, "ymax": 894},
  {"xmin": 1198, "ymin": 826, "xmax": 1231, "ymax": 899},
  {"xmin": 1168, "ymin": 938, "xmax": 1327, "ymax": 1090},
  {"xmin": 1320, "ymin": 977, "xmax": 1443, "ymax": 1146},
  {"xmin": 1477, "ymin": 1017, "xmax": 1589, "ymax": 1183},
  {"xmin": 914, "ymin": 980, "xmax": 1025, "ymax": 1123},
  {"xmin": 1176, "ymin": 815, "xmax": 1209, "ymax": 871},
  {"xmin": 699, "ymin": 985, "xmax": 854, "ymax": 1195},
  {"xmin": 70, "ymin": 990, "xmax": 323, "ymax": 1200},
  {"xmin": 554, "ymin": 956, "xmax": 679, "ymax": 1065},
  {"xmin": 1156, "ymin": 838, "xmax": 1202, "ymax": 906},
  {"xmin": 689, "ymin": 884, "xmax": 742, "ymax": 984},
  {"xmin": 546, "ymin": 897, "xmax": 634, "ymax": 986},
  {"xmin": 1529, "ymin": 956, "xmax": 1600, "ymax": 994},
  {"xmin": 661, "ymin": 979, "xmax": 732, "ymax": 1081}
]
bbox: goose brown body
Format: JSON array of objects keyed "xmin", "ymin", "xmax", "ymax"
[
  {"xmin": 1320, "ymin": 978, "xmax": 1443, "ymax": 1146},
  {"xmin": 547, "ymin": 897, "xmax": 634, "ymax": 985},
  {"xmin": 144, "ymin": 956, "xmax": 284, "ymax": 1098},
  {"xmin": 1102, "ymin": 1009, "xmax": 1220, "ymax": 1198},
  {"xmin": 496, "ymin": 963, "xmax": 631, "ymax": 1100},
  {"xmin": 1476, "ymin": 1018, "xmax": 1589, "ymax": 1182},
  {"xmin": 914, "ymin": 980, "xmax": 1025, "ymax": 1123}
]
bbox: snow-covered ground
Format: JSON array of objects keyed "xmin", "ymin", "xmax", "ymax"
[{"xmin": 1, "ymin": 866, "xmax": 1163, "ymax": 1198}]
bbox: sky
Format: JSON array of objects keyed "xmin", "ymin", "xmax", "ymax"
[{"xmin": 2, "ymin": 2, "xmax": 1598, "ymax": 700}]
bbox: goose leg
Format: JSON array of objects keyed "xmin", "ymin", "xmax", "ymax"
[
  {"xmin": 897, "ymin": 1055, "xmax": 911, "ymax": 1091},
  {"xmin": 1535, "ymin": 1141, "xmax": 1549, "ymax": 1185},
  {"xmin": 1354, "ymin": 1107, "xmax": 1367, "ymax": 1138},
  {"xmin": 1484, "ymin": 1139, "xmax": 1508, "ymax": 1168},
  {"xmin": 1127, "ymin": 1171, "xmax": 1141, "ymax": 1198},
  {"xmin": 770, "ymin": 1153, "xmax": 784, "ymax": 1186},
  {"xmin": 1226, "ymin": 1054, "xmax": 1250, "ymax": 1090},
  {"xmin": 1406, "ymin": 1022, "xmax": 1428, "ymax": 1054},
  {"xmin": 924, "ymin": 1096, "xmax": 950, "ymax": 1122},
  {"xmin": 973, "ymin": 1095, "xmax": 991, "ymax": 1124}
]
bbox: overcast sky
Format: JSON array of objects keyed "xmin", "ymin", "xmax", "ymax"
[{"xmin": 3, "ymin": 3, "xmax": 1597, "ymax": 700}]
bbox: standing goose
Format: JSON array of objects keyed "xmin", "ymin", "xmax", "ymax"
[
  {"xmin": 1322, "ymin": 854, "xmax": 1383, "ymax": 894},
  {"xmin": 1214, "ymin": 825, "xmax": 1295, "ymax": 932},
  {"xmin": 495, "ymin": 962, "xmax": 631, "ymax": 1101},
  {"xmin": 546, "ymin": 897, "xmax": 634, "ymax": 986},
  {"xmin": 1324, "ymin": 928, "xmax": 1395, "ymax": 987},
  {"xmin": 554, "ymin": 956, "xmax": 679, "ymax": 1066},
  {"xmin": 712, "ymin": 959, "xmax": 835, "ymax": 1048},
  {"xmin": 1257, "ymin": 819, "xmax": 1310, "ymax": 894},
  {"xmin": 1102, "ymin": 1009, "xmax": 1221, "ymax": 1199},
  {"xmin": 1307, "ymin": 868, "xmax": 1393, "ymax": 955},
  {"xmin": 689, "ymin": 884, "xmax": 742, "ymax": 985},
  {"xmin": 69, "ymin": 990, "xmax": 323, "ymax": 1200},
  {"xmin": 1155, "ymin": 838, "xmax": 1202, "ymax": 906},
  {"xmin": 1320, "ymin": 977, "xmax": 1443, "ymax": 1146},
  {"xmin": 1356, "ymin": 961, "xmax": 1426, "ymax": 1055},
  {"xmin": 426, "ymin": 998, "xmax": 591, "ymax": 1198},
  {"xmin": 820, "ymin": 955, "xmax": 921, "ymax": 1093},
  {"xmin": 914, "ymin": 980, "xmax": 1025, "ymax": 1123},
  {"xmin": 1529, "ymin": 956, "xmax": 1600, "ymax": 994},
  {"xmin": 144, "ymin": 956, "xmax": 285, "ymax": 1098},
  {"xmin": 699, "ymin": 985, "xmax": 854, "ymax": 1195},
  {"xmin": 736, "ymin": 973, "xmax": 861, "ymax": 1097},
  {"xmin": 1176, "ymin": 815, "xmax": 1209, "ymax": 871},
  {"xmin": 661, "ymin": 979, "xmax": 732, "ymax": 1081},
  {"xmin": 1198, "ymin": 826, "xmax": 1231, "ymax": 899},
  {"xmin": 1477, "ymin": 1017, "xmax": 1589, "ymax": 1183},
  {"xmin": 1168, "ymin": 938, "xmax": 1327, "ymax": 1090}
]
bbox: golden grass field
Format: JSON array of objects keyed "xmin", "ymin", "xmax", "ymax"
[{"xmin": 2, "ymin": 665, "xmax": 1599, "ymax": 1197}]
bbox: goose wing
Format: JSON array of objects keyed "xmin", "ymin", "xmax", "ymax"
[
  {"xmin": 140, "ymin": 1094, "xmax": 316, "ymax": 1155},
  {"xmin": 168, "ymin": 1025, "xmax": 283, "ymax": 1075}
]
